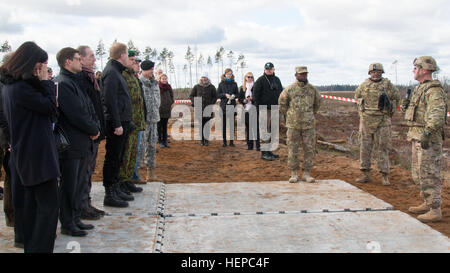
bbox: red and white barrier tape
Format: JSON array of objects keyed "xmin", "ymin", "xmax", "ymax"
[{"xmin": 175, "ymin": 97, "xmax": 450, "ymax": 117}]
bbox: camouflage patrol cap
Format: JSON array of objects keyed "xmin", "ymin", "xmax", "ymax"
[
  {"xmin": 413, "ymin": 56, "xmax": 439, "ymax": 71},
  {"xmin": 295, "ymin": 66, "xmax": 308, "ymax": 74},
  {"xmin": 368, "ymin": 63, "xmax": 384, "ymax": 74}
]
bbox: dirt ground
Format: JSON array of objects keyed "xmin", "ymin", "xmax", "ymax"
[{"xmin": 92, "ymin": 92, "xmax": 450, "ymax": 238}]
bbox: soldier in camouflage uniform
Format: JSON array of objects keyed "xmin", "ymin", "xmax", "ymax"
[
  {"xmin": 403, "ymin": 56, "xmax": 447, "ymax": 223},
  {"xmin": 118, "ymin": 51, "xmax": 146, "ymax": 193},
  {"xmin": 139, "ymin": 60, "xmax": 161, "ymax": 182},
  {"xmin": 354, "ymin": 63, "xmax": 400, "ymax": 185},
  {"xmin": 279, "ymin": 66, "xmax": 322, "ymax": 183}
]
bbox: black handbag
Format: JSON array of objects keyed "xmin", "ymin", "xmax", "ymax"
[{"xmin": 53, "ymin": 124, "xmax": 70, "ymax": 153}]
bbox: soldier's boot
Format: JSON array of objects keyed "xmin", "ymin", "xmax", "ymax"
[
  {"xmin": 301, "ymin": 171, "xmax": 315, "ymax": 183},
  {"xmin": 149, "ymin": 167, "xmax": 162, "ymax": 182},
  {"xmin": 417, "ymin": 208, "xmax": 442, "ymax": 223},
  {"xmin": 356, "ymin": 170, "xmax": 371, "ymax": 183},
  {"xmin": 145, "ymin": 167, "xmax": 151, "ymax": 181},
  {"xmin": 289, "ymin": 170, "xmax": 299, "ymax": 183},
  {"xmin": 408, "ymin": 202, "xmax": 430, "ymax": 214},
  {"xmin": 381, "ymin": 173, "xmax": 390, "ymax": 186}
]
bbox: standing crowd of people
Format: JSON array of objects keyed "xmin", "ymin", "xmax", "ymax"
[{"xmin": 0, "ymin": 40, "xmax": 447, "ymax": 253}]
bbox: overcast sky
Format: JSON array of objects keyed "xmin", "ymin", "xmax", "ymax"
[{"xmin": 1, "ymin": 0, "xmax": 449, "ymax": 88}]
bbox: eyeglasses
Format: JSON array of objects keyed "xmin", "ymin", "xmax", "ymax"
[{"xmin": 246, "ymin": 76, "xmax": 254, "ymax": 78}]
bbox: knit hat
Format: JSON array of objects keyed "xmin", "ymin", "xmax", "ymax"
[
  {"xmin": 201, "ymin": 72, "xmax": 209, "ymax": 79},
  {"xmin": 141, "ymin": 60, "xmax": 155, "ymax": 71}
]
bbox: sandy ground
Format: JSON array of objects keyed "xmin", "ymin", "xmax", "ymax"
[{"xmin": 91, "ymin": 95, "xmax": 450, "ymax": 238}]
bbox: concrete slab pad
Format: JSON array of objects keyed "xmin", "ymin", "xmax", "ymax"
[
  {"xmin": 164, "ymin": 180, "xmax": 393, "ymax": 216},
  {"xmin": 90, "ymin": 182, "xmax": 163, "ymax": 216},
  {"xmin": 161, "ymin": 211, "xmax": 450, "ymax": 253},
  {"xmin": 53, "ymin": 215, "xmax": 159, "ymax": 253},
  {"xmin": 0, "ymin": 211, "xmax": 159, "ymax": 253}
]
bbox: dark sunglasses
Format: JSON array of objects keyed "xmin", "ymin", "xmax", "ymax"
[{"xmin": 246, "ymin": 76, "xmax": 254, "ymax": 78}]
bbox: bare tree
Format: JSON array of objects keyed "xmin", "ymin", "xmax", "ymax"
[
  {"xmin": 1, "ymin": 40, "xmax": 12, "ymax": 53},
  {"xmin": 197, "ymin": 54, "xmax": 204, "ymax": 75},
  {"xmin": 183, "ymin": 64, "xmax": 188, "ymax": 88},
  {"xmin": 127, "ymin": 40, "xmax": 140, "ymax": 56},
  {"xmin": 227, "ymin": 50, "xmax": 234, "ymax": 69},
  {"xmin": 236, "ymin": 54, "xmax": 246, "ymax": 84},
  {"xmin": 158, "ymin": 48, "xmax": 170, "ymax": 72},
  {"xmin": 185, "ymin": 46, "xmax": 195, "ymax": 88},
  {"xmin": 207, "ymin": 56, "xmax": 213, "ymax": 77},
  {"xmin": 95, "ymin": 39, "xmax": 106, "ymax": 70}
]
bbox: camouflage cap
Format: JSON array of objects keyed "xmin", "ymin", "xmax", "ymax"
[
  {"xmin": 368, "ymin": 63, "xmax": 384, "ymax": 74},
  {"xmin": 295, "ymin": 66, "xmax": 308, "ymax": 74},
  {"xmin": 413, "ymin": 56, "xmax": 439, "ymax": 71}
]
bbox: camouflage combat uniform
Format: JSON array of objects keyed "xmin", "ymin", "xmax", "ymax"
[
  {"xmin": 405, "ymin": 79, "xmax": 446, "ymax": 210},
  {"xmin": 355, "ymin": 69, "xmax": 400, "ymax": 176},
  {"xmin": 139, "ymin": 74, "xmax": 160, "ymax": 168},
  {"xmin": 118, "ymin": 68, "xmax": 146, "ymax": 181},
  {"xmin": 279, "ymin": 68, "xmax": 321, "ymax": 172}
]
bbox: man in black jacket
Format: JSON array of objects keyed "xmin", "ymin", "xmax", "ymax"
[
  {"xmin": 101, "ymin": 42, "xmax": 134, "ymax": 208},
  {"xmin": 56, "ymin": 47, "xmax": 100, "ymax": 237},
  {"xmin": 76, "ymin": 45, "xmax": 106, "ymax": 220},
  {"xmin": 253, "ymin": 62, "xmax": 283, "ymax": 161}
]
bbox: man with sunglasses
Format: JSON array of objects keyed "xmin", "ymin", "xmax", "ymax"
[
  {"xmin": 404, "ymin": 56, "xmax": 447, "ymax": 223},
  {"xmin": 253, "ymin": 62, "xmax": 283, "ymax": 161}
]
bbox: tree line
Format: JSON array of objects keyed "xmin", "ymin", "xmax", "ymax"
[{"xmin": 95, "ymin": 39, "xmax": 247, "ymax": 89}]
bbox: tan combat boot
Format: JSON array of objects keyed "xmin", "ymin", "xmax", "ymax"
[
  {"xmin": 301, "ymin": 171, "xmax": 315, "ymax": 183},
  {"xmin": 149, "ymin": 167, "xmax": 162, "ymax": 182},
  {"xmin": 356, "ymin": 170, "xmax": 371, "ymax": 183},
  {"xmin": 289, "ymin": 170, "xmax": 299, "ymax": 183},
  {"xmin": 417, "ymin": 208, "xmax": 442, "ymax": 223},
  {"xmin": 381, "ymin": 173, "xmax": 390, "ymax": 186},
  {"xmin": 144, "ymin": 167, "xmax": 151, "ymax": 182},
  {"xmin": 408, "ymin": 202, "xmax": 430, "ymax": 214}
]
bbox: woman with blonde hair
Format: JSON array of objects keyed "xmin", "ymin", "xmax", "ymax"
[
  {"xmin": 217, "ymin": 68, "xmax": 239, "ymax": 147},
  {"xmin": 238, "ymin": 72, "xmax": 260, "ymax": 150}
]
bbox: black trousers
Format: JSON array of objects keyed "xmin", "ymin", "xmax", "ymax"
[
  {"xmin": 222, "ymin": 112, "xmax": 235, "ymax": 142},
  {"xmin": 157, "ymin": 118, "xmax": 169, "ymax": 143},
  {"xmin": 9, "ymin": 155, "xmax": 24, "ymax": 246},
  {"xmin": 103, "ymin": 121, "xmax": 131, "ymax": 187},
  {"xmin": 81, "ymin": 141, "xmax": 99, "ymax": 209},
  {"xmin": 10, "ymin": 152, "xmax": 58, "ymax": 253},
  {"xmin": 59, "ymin": 156, "xmax": 90, "ymax": 228},
  {"xmin": 198, "ymin": 117, "xmax": 212, "ymax": 141},
  {"xmin": 245, "ymin": 111, "xmax": 260, "ymax": 148}
]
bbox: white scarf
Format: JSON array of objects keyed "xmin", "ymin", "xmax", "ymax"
[{"xmin": 245, "ymin": 82, "xmax": 253, "ymax": 111}]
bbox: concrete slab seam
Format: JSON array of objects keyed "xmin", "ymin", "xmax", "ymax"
[
  {"xmin": 154, "ymin": 183, "xmax": 167, "ymax": 253},
  {"xmin": 161, "ymin": 207, "xmax": 396, "ymax": 218}
]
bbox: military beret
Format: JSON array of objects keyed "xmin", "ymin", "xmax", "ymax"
[
  {"xmin": 295, "ymin": 66, "xmax": 308, "ymax": 74},
  {"xmin": 141, "ymin": 60, "xmax": 155, "ymax": 71},
  {"xmin": 128, "ymin": 50, "xmax": 136, "ymax": 57}
]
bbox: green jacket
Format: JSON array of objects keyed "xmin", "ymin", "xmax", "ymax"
[{"xmin": 122, "ymin": 68, "xmax": 145, "ymax": 131}]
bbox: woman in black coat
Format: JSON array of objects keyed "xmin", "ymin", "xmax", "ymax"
[
  {"xmin": 217, "ymin": 68, "xmax": 239, "ymax": 147},
  {"xmin": 0, "ymin": 41, "xmax": 59, "ymax": 253}
]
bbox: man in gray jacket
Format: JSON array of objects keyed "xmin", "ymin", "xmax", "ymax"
[{"xmin": 139, "ymin": 60, "xmax": 161, "ymax": 182}]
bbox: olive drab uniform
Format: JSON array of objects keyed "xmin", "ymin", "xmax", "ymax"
[
  {"xmin": 118, "ymin": 68, "xmax": 146, "ymax": 182},
  {"xmin": 405, "ymin": 79, "xmax": 446, "ymax": 216},
  {"xmin": 355, "ymin": 66, "xmax": 400, "ymax": 184},
  {"xmin": 279, "ymin": 66, "xmax": 322, "ymax": 182}
]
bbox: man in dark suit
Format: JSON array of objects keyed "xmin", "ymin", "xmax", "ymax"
[
  {"xmin": 76, "ymin": 45, "xmax": 106, "ymax": 220},
  {"xmin": 56, "ymin": 47, "xmax": 100, "ymax": 237},
  {"xmin": 101, "ymin": 42, "xmax": 134, "ymax": 207}
]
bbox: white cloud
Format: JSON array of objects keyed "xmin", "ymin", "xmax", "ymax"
[{"xmin": 1, "ymin": 0, "xmax": 449, "ymax": 86}]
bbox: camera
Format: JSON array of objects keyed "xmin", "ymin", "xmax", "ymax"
[{"xmin": 227, "ymin": 94, "xmax": 236, "ymax": 104}]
